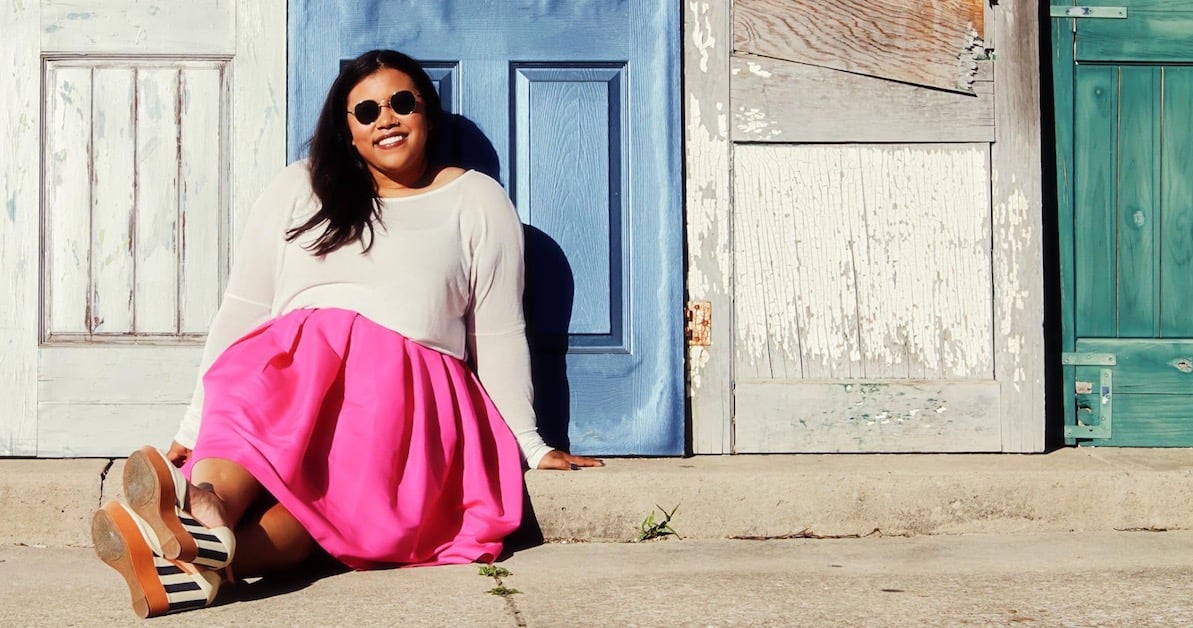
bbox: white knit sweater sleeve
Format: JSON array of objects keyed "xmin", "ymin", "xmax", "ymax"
[
  {"xmin": 466, "ymin": 178, "xmax": 553, "ymax": 469},
  {"xmin": 172, "ymin": 164, "xmax": 307, "ymax": 448}
]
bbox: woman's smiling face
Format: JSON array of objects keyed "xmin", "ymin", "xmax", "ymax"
[{"xmin": 346, "ymin": 67, "xmax": 431, "ymax": 193}]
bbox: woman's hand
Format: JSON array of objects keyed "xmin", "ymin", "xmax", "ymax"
[
  {"xmin": 536, "ymin": 449, "xmax": 604, "ymax": 470},
  {"xmin": 165, "ymin": 441, "xmax": 192, "ymax": 468}
]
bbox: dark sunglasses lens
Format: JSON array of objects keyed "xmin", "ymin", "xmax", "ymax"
[
  {"xmin": 353, "ymin": 101, "xmax": 381, "ymax": 124},
  {"xmin": 390, "ymin": 91, "xmax": 417, "ymax": 115}
]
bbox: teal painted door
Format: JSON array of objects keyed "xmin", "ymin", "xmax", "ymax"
[
  {"xmin": 1054, "ymin": 1, "xmax": 1193, "ymax": 445},
  {"xmin": 286, "ymin": 1, "xmax": 683, "ymax": 455}
]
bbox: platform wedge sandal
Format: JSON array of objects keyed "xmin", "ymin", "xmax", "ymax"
[
  {"xmin": 92, "ymin": 501, "xmax": 222, "ymax": 618},
  {"xmin": 122, "ymin": 445, "xmax": 235, "ymax": 569}
]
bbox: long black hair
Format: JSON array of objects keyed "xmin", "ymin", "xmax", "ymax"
[{"xmin": 288, "ymin": 49, "xmax": 444, "ymax": 255}]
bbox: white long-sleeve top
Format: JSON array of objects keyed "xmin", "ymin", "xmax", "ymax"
[{"xmin": 174, "ymin": 161, "xmax": 553, "ymax": 469}]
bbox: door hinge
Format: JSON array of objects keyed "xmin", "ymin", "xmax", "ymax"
[
  {"xmin": 1049, "ymin": 6, "xmax": 1127, "ymax": 19},
  {"xmin": 685, "ymin": 301, "xmax": 711, "ymax": 346},
  {"xmin": 1063, "ymin": 352, "xmax": 1114, "ymax": 439}
]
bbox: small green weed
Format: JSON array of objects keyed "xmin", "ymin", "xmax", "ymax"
[
  {"xmin": 638, "ymin": 504, "xmax": 680, "ymax": 541},
  {"xmin": 478, "ymin": 565, "xmax": 512, "ymax": 578},
  {"xmin": 487, "ymin": 585, "xmax": 521, "ymax": 597}
]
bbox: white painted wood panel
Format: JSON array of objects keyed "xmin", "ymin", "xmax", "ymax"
[
  {"xmin": 134, "ymin": 67, "xmax": 181, "ymax": 334},
  {"xmin": 992, "ymin": 0, "xmax": 1045, "ymax": 452},
  {"xmin": 44, "ymin": 65, "xmax": 92, "ymax": 336},
  {"xmin": 0, "ymin": 0, "xmax": 41, "ymax": 455},
  {"xmin": 36, "ymin": 404, "xmax": 187, "ymax": 457},
  {"xmin": 730, "ymin": 55, "xmax": 995, "ymax": 143},
  {"xmin": 39, "ymin": 346, "xmax": 202, "ymax": 402},
  {"xmin": 685, "ymin": 0, "xmax": 734, "ymax": 453},
  {"xmin": 733, "ymin": 144, "xmax": 994, "ymax": 382},
  {"xmin": 179, "ymin": 66, "xmax": 224, "ymax": 333},
  {"xmin": 41, "ymin": 0, "xmax": 235, "ymax": 55},
  {"xmin": 91, "ymin": 67, "xmax": 137, "ymax": 334},
  {"xmin": 734, "ymin": 380, "xmax": 1001, "ymax": 452}
]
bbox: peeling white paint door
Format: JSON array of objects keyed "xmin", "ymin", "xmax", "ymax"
[
  {"xmin": 731, "ymin": 144, "xmax": 1004, "ymax": 453},
  {"xmin": 0, "ymin": 0, "xmax": 285, "ymax": 456}
]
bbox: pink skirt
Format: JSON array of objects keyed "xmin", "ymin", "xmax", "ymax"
[{"xmin": 183, "ymin": 308, "xmax": 525, "ymax": 569}]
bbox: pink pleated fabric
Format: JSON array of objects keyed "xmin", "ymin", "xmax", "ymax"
[{"xmin": 183, "ymin": 308, "xmax": 525, "ymax": 570}]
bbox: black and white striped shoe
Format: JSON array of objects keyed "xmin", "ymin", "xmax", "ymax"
[
  {"xmin": 92, "ymin": 501, "xmax": 221, "ymax": 618},
  {"xmin": 122, "ymin": 445, "xmax": 235, "ymax": 569}
]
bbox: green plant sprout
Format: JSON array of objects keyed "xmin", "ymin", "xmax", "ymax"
[{"xmin": 638, "ymin": 504, "xmax": 681, "ymax": 541}]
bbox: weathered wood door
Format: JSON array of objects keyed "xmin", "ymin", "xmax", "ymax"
[
  {"xmin": 287, "ymin": 1, "xmax": 684, "ymax": 455},
  {"xmin": 0, "ymin": 1, "xmax": 286, "ymax": 456},
  {"xmin": 1053, "ymin": 1, "xmax": 1193, "ymax": 446}
]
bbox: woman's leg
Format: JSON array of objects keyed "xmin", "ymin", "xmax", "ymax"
[
  {"xmin": 186, "ymin": 458, "xmax": 315, "ymax": 578},
  {"xmin": 229, "ymin": 501, "xmax": 316, "ymax": 578}
]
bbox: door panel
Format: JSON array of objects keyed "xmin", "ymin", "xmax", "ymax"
[
  {"xmin": 1060, "ymin": 4, "xmax": 1193, "ymax": 445},
  {"xmin": 288, "ymin": 1, "xmax": 683, "ymax": 455}
]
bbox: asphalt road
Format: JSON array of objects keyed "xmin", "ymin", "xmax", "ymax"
[{"xmin": 3, "ymin": 530, "xmax": 1192, "ymax": 626}]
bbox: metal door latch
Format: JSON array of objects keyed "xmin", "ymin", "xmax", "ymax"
[
  {"xmin": 1049, "ymin": 7, "xmax": 1127, "ymax": 19},
  {"xmin": 1063, "ymin": 352, "xmax": 1114, "ymax": 439}
]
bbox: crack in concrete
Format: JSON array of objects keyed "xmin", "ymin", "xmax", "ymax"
[
  {"xmin": 493, "ymin": 574, "xmax": 527, "ymax": 628},
  {"xmin": 98, "ymin": 458, "xmax": 115, "ymax": 508}
]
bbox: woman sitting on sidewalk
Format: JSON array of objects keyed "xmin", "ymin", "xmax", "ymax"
[{"xmin": 90, "ymin": 48, "xmax": 601, "ymax": 619}]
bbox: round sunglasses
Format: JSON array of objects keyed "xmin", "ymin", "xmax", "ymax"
[{"xmin": 348, "ymin": 90, "xmax": 419, "ymax": 125}]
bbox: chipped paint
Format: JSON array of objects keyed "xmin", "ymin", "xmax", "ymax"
[
  {"xmin": 735, "ymin": 106, "xmax": 782, "ymax": 139},
  {"xmin": 745, "ymin": 61, "xmax": 771, "ymax": 78},
  {"xmin": 992, "ymin": 172, "xmax": 1034, "ymax": 392},
  {"xmin": 956, "ymin": 25, "xmax": 985, "ymax": 92},
  {"xmin": 688, "ymin": 1, "xmax": 716, "ymax": 74}
]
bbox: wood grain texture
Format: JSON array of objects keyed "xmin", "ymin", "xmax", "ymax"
[
  {"xmin": 44, "ymin": 65, "xmax": 93, "ymax": 336},
  {"xmin": 991, "ymin": 0, "xmax": 1045, "ymax": 452},
  {"xmin": 1073, "ymin": 65, "xmax": 1118, "ymax": 339},
  {"xmin": 733, "ymin": 144, "xmax": 993, "ymax": 384},
  {"xmin": 730, "ymin": 54, "xmax": 994, "ymax": 143},
  {"xmin": 734, "ymin": 0, "xmax": 985, "ymax": 94},
  {"xmin": 0, "ymin": 0, "xmax": 40, "ymax": 455},
  {"xmin": 684, "ymin": 0, "xmax": 733, "ymax": 454},
  {"xmin": 1116, "ymin": 67, "xmax": 1161, "ymax": 338},
  {"xmin": 734, "ymin": 380, "xmax": 1001, "ymax": 453},
  {"xmin": 1077, "ymin": 0, "xmax": 1193, "ymax": 62},
  {"xmin": 178, "ymin": 66, "xmax": 223, "ymax": 333},
  {"xmin": 134, "ymin": 67, "xmax": 181, "ymax": 334},
  {"xmin": 91, "ymin": 67, "xmax": 137, "ymax": 334},
  {"xmin": 1159, "ymin": 67, "xmax": 1193, "ymax": 338},
  {"xmin": 41, "ymin": 0, "xmax": 235, "ymax": 55},
  {"xmin": 1076, "ymin": 339, "xmax": 1193, "ymax": 396}
]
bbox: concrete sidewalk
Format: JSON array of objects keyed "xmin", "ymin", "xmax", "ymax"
[
  {"xmin": 4, "ymin": 531, "xmax": 1193, "ymax": 626},
  {"xmin": 3, "ymin": 448, "xmax": 1193, "ymax": 547}
]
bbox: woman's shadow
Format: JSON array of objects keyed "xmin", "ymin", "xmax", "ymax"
[{"xmin": 435, "ymin": 113, "xmax": 575, "ymax": 550}]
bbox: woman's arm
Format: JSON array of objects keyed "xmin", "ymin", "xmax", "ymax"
[{"xmin": 466, "ymin": 177, "xmax": 602, "ymax": 470}]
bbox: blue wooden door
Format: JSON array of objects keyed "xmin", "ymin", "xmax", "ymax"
[
  {"xmin": 1053, "ymin": 1, "xmax": 1193, "ymax": 446},
  {"xmin": 287, "ymin": 1, "xmax": 683, "ymax": 455}
]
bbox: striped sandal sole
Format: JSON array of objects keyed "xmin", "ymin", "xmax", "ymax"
[
  {"xmin": 91, "ymin": 502, "xmax": 217, "ymax": 618},
  {"xmin": 122, "ymin": 446, "xmax": 234, "ymax": 568}
]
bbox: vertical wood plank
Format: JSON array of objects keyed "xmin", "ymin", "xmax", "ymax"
[
  {"xmin": 133, "ymin": 67, "xmax": 181, "ymax": 333},
  {"xmin": 0, "ymin": 0, "xmax": 40, "ymax": 454},
  {"xmin": 1116, "ymin": 66, "xmax": 1160, "ymax": 338},
  {"xmin": 991, "ymin": 0, "xmax": 1045, "ymax": 451},
  {"xmin": 1051, "ymin": 4, "xmax": 1079, "ymax": 444},
  {"xmin": 91, "ymin": 67, "xmax": 136, "ymax": 334},
  {"xmin": 44, "ymin": 65, "xmax": 93, "ymax": 336},
  {"xmin": 1160, "ymin": 67, "xmax": 1193, "ymax": 337},
  {"xmin": 1073, "ymin": 65, "xmax": 1118, "ymax": 338},
  {"xmin": 178, "ymin": 66, "xmax": 223, "ymax": 333},
  {"xmin": 685, "ymin": 0, "xmax": 734, "ymax": 453},
  {"xmin": 231, "ymin": 0, "xmax": 287, "ymax": 258}
]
